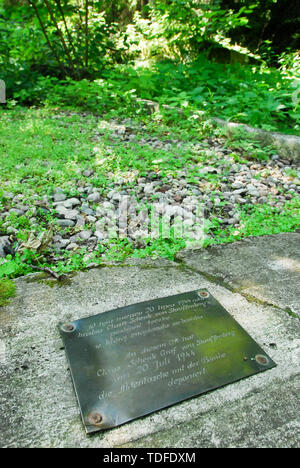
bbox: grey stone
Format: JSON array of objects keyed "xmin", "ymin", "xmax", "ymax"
[
  {"xmin": 63, "ymin": 198, "xmax": 81, "ymax": 209},
  {"xmin": 68, "ymin": 235, "xmax": 81, "ymax": 243},
  {"xmin": 144, "ymin": 183, "xmax": 154, "ymax": 194},
  {"xmin": 52, "ymin": 242, "xmax": 68, "ymax": 250},
  {"xmin": 95, "ymin": 230, "xmax": 106, "ymax": 240},
  {"xmin": 59, "ymin": 239, "xmax": 70, "ymax": 248},
  {"xmin": 107, "ymin": 190, "xmax": 116, "ymax": 200},
  {"xmin": 214, "ymin": 118, "xmax": 300, "ymax": 162},
  {"xmin": 6, "ymin": 226, "xmax": 17, "ymax": 234},
  {"xmin": 62, "ymin": 198, "xmax": 80, "ymax": 209},
  {"xmin": 75, "ymin": 216, "xmax": 86, "ymax": 227},
  {"xmin": 79, "ymin": 230, "xmax": 92, "ymax": 241},
  {"xmin": 0, "ymin": 236, "xmax": 10, "ymax": 247},
  {"xmin": 53, "ymin": 193, "xmax": 66, "ymax": 202},
  {"xmin": 230, "ymin": 164, "xmax": 240, "ymax": 173},
  {"xmin": 66, "ymin": 242, "xmax": 79, "ymax": 251},
  {"xmin": 233, "ymin": 188, "xmax": 247, "ymax": 195},
  {"xmin": 12, "ymin": 194, "xmax": 24, "ymax": 202},
  {"xmin": 226, "ymin": 217, "xmax": 238, "ymax": 225},
  {"xmin": 83, "ymin": 169, "xmax": 94, "ymax": 177},
  {"xmin": 56, "ymin": 219, "xmax": 75, "ymax": 228},
  {"xmin": 87, "ymin": 192, "xmax": 101, "ymax": 203},
  {"xmin": 64, "ymin": 210, "xmax": 79, "ymax": 220},
  {"xmin": 54, "ymin": 204, "xmax": 68, "ymax": 215},
  {"xmin": 234, "ymin": 196, "xmax": 247, "ymax": 204},
  {"xmin": 80, "ymin": 205, "xmax": 94, "ymax": 216},
  {"xmin": 111, "ymin": 192, "xmax": 122, "ymax": 202},
  {"xmin": 42, "ymin": 195, "xmax": 49, "ymax": 205},
  {"xmin": 9, "ymin": 208, "xmax": 24, "ymax": 216},
  {"xmin": 16, "ymin": 204, "xmax": 29, "ymax": 212},
  {"xmin": 136, "ymin": 98, "xmax": 160, "ymax": 114},
  {"xmin": 3, "ymin": 192, "xmax": 14, "ymax": 199},
  {"xmin": 246, "ymin": 184, "xmax": 260, "ymax": 197}
]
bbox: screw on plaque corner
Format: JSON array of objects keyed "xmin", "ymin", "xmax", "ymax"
[
  {"xmin": 88, "ymin": 411, "xmax": 103, "ymax": 426},
  {"xmin": 61, "ymin": 322, "xmax": 75, "ymax": 333},
  {"xmin": 255, "ymin": 354, "xmax": 269, "ymax": 366},
  {"xmin": 197, "ymin": 290, "xmax": 210, "ymax": 298}
]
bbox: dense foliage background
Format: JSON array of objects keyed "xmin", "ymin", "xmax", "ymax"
[{"xmin": 0, "ymin": 0, "xmax": 299, "ymax": 132}]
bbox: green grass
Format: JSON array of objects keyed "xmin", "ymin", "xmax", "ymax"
[
  {"xmin": 0, "ymin": 108, "xmax": 102, "ymax": 197},
  {"xmin": 203, "ymin": 198, "xmax": 300, "ymax": 248}
]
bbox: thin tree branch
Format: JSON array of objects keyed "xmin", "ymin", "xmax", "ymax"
[
  {"xmin": 85, "ymin": 0, "xmax": 89, "ymax": 68},
  {"xmin": 76, "ymin": 0, "xmax": 84, "ymax": 27},
  {"xmin": 30, "ymin": 264, "xmax": 67, "ymax": 280},
  {"xmin": 27, "ymin": 0, "xmax": 66, "ymax": 76},
  {"xmin": 55, "ymin": 0, "xmax": 77, "ymax": 59},
  {"xmin": 43, "ymin": 0, "xmax": 77, "ymax": 77}
]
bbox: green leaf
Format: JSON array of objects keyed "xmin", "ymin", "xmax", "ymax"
[{"xmin": 0, "ymin": 261, "xmax": 19, "ymax": 278}]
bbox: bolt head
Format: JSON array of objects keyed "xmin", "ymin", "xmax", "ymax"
[
  {"xmin": 255, "ymin": 354, "xmax": 269, "ymax": 365},
  {"xmin": 61, "ymin": 322, "xmax": 75, "ymax": 333},
  {"xmin": 198, "ymin": 290, "xmax": 209, "ymax": 298},
  {"xmin": 88, "ymin": 411, "xmax": 103, "ymax": 426}
]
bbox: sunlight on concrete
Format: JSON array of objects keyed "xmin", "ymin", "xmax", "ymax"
[{"xmin": 268, "ymin": 257, "xmax": 300, "ymax": 273}]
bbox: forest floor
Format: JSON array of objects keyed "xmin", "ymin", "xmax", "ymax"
[{"xmin": 0, "ymin": 107, "xmax": 299, "ymax": 280}]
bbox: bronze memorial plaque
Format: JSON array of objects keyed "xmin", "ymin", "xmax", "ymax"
[{"xmin": 59, "ymin": 289, "xmax": 276, "ymax": 433}]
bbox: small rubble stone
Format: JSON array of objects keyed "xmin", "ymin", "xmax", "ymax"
[
  {"xmin": 87, "ymin": 192, "xmax": 101, "ymax": 203},
  {"xmin": 64, "ymin": 209, "xmax": 79, "ymax": 220},
  {"xmin": 63, "ymin": 198, "xmax": 81, "ymax": 209},
  {"xmin": 81, "ymin": 205, "xmax": 94, "ymax": 216},
  {"xmin": 56, "ymin": 219, "xmax": 75, "ymax": 228},
  {"xmin": 9, "ymin": 208, "xmax": 24, "ymax": 216},
  {"xmin": 144, "ymin": 183, "xmax": 154, "ymax": 194},
  {"xmin": 66, "ymin": 242, "xmax": 79, "ymax": 251},
  {"xmin": 76, "ymin": 216, "xmax": 86, "ymax": 227},
  {"xmin": 79, "ymin": 230, "xmax": 92, "ymax": 241},
  {"xmin": 83, "ymin": 169, "xmax": 94, "ymax": 177},
  {"xmin": 53, "ymin": 193, "xmax": 66, "ymax": 202}
]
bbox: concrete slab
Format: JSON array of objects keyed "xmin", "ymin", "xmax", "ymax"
[
  {"xmin": 178, "ymin": 232, "xmax": 300, "ymax": 317},
  {"xmin": 0, "ymin": 235, "xmax": 299, "ymax": 448}
]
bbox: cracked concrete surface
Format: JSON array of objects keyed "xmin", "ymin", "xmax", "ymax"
[{"xmin": 0, "ymin": 233, "xmax": 299, "ymax": 448}]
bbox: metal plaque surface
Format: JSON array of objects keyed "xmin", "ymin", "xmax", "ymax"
[{"xmin": 59, "ymin": 289, "xmax": 276, "ymax": 433}]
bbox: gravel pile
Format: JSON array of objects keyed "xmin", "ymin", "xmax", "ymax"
[{"xmin": 0, "ymin": 123, "xmax": 299, "ymax": 257}]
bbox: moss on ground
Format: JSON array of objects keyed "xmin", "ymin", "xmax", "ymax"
[{"xmin": 0, "ymin": 278, "xmax": 16, "ymax": 307}]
